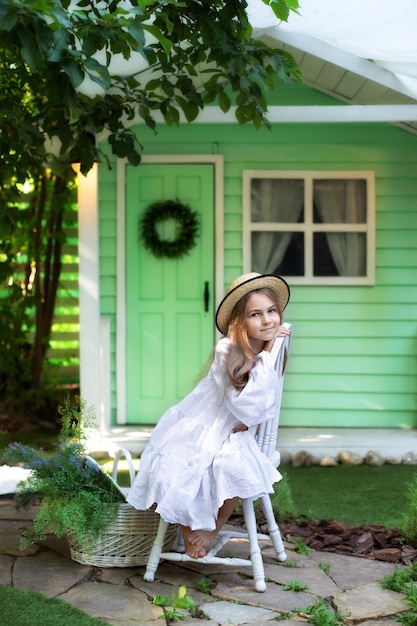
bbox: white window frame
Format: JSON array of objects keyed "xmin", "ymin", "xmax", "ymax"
[{"xmin": 243, "ymin": 170, "xmax": 375, "ymax": 286}]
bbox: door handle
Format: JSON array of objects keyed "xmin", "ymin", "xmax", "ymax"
[{"xmin": 204, "ymin": 281, "xmax": 209, "ymax": 312}]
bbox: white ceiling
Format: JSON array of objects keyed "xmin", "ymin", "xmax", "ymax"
[{"xmin": 247, "ymin": 0, "xmax": 417, "ymax": 133}]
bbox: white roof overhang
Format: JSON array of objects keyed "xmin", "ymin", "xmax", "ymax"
[{"xmin": 248, "ymin": 0, "xmax": 417, "ymax": 134}]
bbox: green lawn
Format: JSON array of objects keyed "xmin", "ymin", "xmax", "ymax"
[{"xmin": 279, "ymin": 463, "xmax": 417, "ymax": 530}]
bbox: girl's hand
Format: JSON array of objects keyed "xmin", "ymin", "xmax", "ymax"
[
  {"xmin": 232, "ymin": 423, "xmax": 248, "ymax": 433},
  {"xmin": 263, "ymin": 325, "xmax": 291, "ymax": 352},
  {"xmin": 277, "ymin": 324, "xmax": 291, "ymax": 337}
]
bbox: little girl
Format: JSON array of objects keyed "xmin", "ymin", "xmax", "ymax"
[{"xmin": 127, "ymin": 272, "xmax": 291, "ymax": 558}]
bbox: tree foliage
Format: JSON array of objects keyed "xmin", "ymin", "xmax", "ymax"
[
  {"xmin": 0, "ymin": 0, "xmax": 300, "ymax": 420},
  {"xmin": 0, "ymin": 0, "xmax": 300, "ymax": 179}
]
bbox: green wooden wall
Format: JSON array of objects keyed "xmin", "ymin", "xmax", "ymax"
[
  {"xmin": 98, "ymin": 164, "xmax": 119, "ymax": 415},
  {"xmin": 98, "ymin": 83, "xmax": 417, "ymax": 429}
]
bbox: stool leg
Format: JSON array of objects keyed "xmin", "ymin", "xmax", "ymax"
[
  {"xmin": 242, "ymin": 498, "xmax": 266, "ymax": 592},
  {"xmin": 144, "ymin": 518, "xmax": 169, "ymax": 582},
  {"xmin": 261, "ymin": 495, "xmax": 287, "ymax": 562}
]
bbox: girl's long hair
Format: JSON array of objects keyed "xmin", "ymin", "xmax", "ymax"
[{"xmin": 225, "ymin": 288, "xmax": 282, "ymax": 391}]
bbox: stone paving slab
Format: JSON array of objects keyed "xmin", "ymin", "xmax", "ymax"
[
  {"xmin": 101, "ymin": 566, "xmax": 141, "ymax": 586},
  {"xmin": 212, "ymin": 579, "xmax": 318, "ymax": 613},
  {"xmin": 264, "ymin": 560, "xmax": 340, "ymax": 597},
  {"xmin": 266, "ymin": 622, "xmax": 307, "ymax": 626},
  {"xmin": 200, "ymin": 600, "xmax": 276, "ymax": 625},
  {"xmin": 145, "ymin": 561, "xmax": 216, "ymax": 589},
  {"xmin": 62, "ymin": 581, "xmax": 163, "ymax": 626},
  {"xmin": 308, "ymin": 551, "xmax": 399, "ymax": 590},
  {"xmin": 13, "ymin": 550, "xmax": 91, "ymax": 596},
  {"xmin": 129, "ymin": 574, "xmax": 216, "ymax": 607},
  {"xmin": 361, "ymin": 618, "xmax": 398, "ymax": 626},
  {"xmin": 333, "ymin": 581, "xmax": 407, "ymax": 622},
  {"xmin": 262, "ymin": 545, "xmax": 316, "ymax": 567},
  {"xmin": 0, "ymin": 554, "xmax": 14, "ymax": 585},
  {"xmin": 0, "ymin": 519, "xmax": 38, "ymax": 555},
  {"xmin": 0, "ymin": 499, "xmax": 40, "ymax": 520},
  {"xmin": 41, "ymin": 534, "xmax": 72, "ymax": 559}
]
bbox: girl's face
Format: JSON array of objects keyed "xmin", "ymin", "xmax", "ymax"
[{"xmin": 244, "ymin": 291, "xmax": 281, "ymax": 351}]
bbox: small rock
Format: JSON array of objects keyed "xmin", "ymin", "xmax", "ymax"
[
  {"xmin": 385, "ymin": 456, "xmax": 401, "ymax": 465},
  {"xmin": 279, "ymin": 450, "xmax": 292, "ymax": 465},
  {"xmin": 402, "ymin": 451, "xmax": 417, "ymax": 465},
  {"xmin": 365, "ymin": 451, "xmax": 384, "ymax": 466},
  {"xmin": 320, "ymin": 456, "xmax": 338, "ymax": 466},
  {"xmin": 292, "ymin": 450, "xmax": 320, "ymax": 468},
  {"xmin": 338, "ymin": 451, "xmax": 364, "ymax": 465}
]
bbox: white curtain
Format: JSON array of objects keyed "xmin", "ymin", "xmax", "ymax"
[
  {"xmin": 251, "ymin": 179, "xmax": 304, "ymax": 273},
  {"xmin": 313, "ymin": 179, "xmax": 366, "ymax": 276}
]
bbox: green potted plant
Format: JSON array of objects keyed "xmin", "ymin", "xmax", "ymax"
[
  {"xmin": 3, "ymin": 397, "xmax": 178, "ymax": 567},
  {"xmin": 3, "ymin": 397, "xmax": 125, "ymax": 550}
]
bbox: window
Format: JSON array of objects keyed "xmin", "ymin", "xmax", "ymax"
[{"xmin": 243, "ymin": 171, "xmax": 375, "ymax": 285}]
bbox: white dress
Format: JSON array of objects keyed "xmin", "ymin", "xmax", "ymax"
[{"xmin": 127, "ymin": 337, "xmax": 282, "ymax": 530}]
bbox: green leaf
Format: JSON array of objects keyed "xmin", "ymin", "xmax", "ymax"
[
  {"xmin": 264, "ymin": 0, "xmax": 300, "ymax": 21},
  {"xmin": 166, "ymin": 105, "xmax": 180, "ymax": 126},
  {"xmin": 84, "ymin": 57, "xmax": 112, "ymax": 90},
  {"xmin": 82, "ymin": 33, "xmax": 102, "ymax": 58},
  {"xmin": 127, "ymin": 22, "xmax": 146, "ymax": 48},
  {"xmin": 218, "ymin": 90, "xmax": 231, "ymax": 113},
  {"xmin": 69, "ymin": 107, "xmax": 80, "ymax": 125},
  {"xmin": 143, "ymin": 23, "xmax": 172, "ymax": 55},
  {"xmin": 0, "ymin": 7, "xmax": 18, "ymax": 31},
  {"xmin": 176, "ymin": 97, "xmax": 199, "ymax": 122},
  {"xmin": 20, "ymin": 42, "xmax": 41, "ymax": 72},
  {"xmin": 161, "ymin": 80, "xmax": 174, "ymax": 97},
  {"xmin": 62, "ymin": 60, "xmax": 84, "ymax": 88}
]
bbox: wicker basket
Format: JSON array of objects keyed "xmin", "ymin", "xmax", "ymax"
[
  {"xmin": 68, "ymin": 504, "xmax": 178, "ymax": 567},
  {"xmin": 67, "ymin": 448, "xmax": 178, "ymax": 567}
]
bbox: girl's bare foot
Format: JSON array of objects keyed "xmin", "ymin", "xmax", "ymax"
[
  {"xmin": 181, "ymin": 526, "xmax": 210, "ymax": 558},
  {"xmin": 181, "ymin": 526, "xmax": 207, "ymax": 559},
  {"xmin": 188, "ymin": 529, "xmax": 216, "ymax": 551},
  {"xmin": 180, "ymin": 499, "xmax": 238, "ymax": 559}
]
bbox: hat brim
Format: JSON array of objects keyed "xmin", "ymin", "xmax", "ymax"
[{"xmin": 215, "ymin": 274, "xmax": 290, "ymax": 335}]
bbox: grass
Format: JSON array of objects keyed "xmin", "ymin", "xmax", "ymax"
[
  {"xmin": 0, "ymin": 586, "xmax": 111, "ymax": 626},
  {"xmin": 279, "ymin": 463, "xmax": 417, "ymax": 529},
  {"xmin": 102, "ymin": 459, "xmax": 417, "ymax": 532}
]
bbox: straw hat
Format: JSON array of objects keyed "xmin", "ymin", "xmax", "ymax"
[{"xmin": 215, "ymin": 272, "xmax": 290, "ymax": 335}]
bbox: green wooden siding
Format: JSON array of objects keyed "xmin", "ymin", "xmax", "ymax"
[
  {"xmin": 98, "ymin": 84, "xmax": 417, "ymax": 429},
  {"xmin": 97, "ymin": 162, "xmax": 118, "ymax": 415}
]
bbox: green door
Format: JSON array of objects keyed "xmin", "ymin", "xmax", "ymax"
[{"xmin": 125, "ymin": 163, "xmax": 215, "ymax": 424}]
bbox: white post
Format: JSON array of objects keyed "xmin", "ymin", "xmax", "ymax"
[{"xmin": 76, "ymin": 164, "xmax": 102, "ymax": 435}]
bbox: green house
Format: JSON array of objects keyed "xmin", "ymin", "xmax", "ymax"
[{"xmin": 76, "ymin": 18, "xmax": 417, "ymax": 439}]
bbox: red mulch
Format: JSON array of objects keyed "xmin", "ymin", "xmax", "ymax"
[
  {"xmin": 229, "ymin": 511, "xmax": 417, "ymax": 564},
  {"xmin": 276, "ymin": 519, "xmax": 417, "ymax": 564}
]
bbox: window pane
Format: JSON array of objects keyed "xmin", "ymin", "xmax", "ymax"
[
  {"xmin": 251, "ymin": 179, "xmax": 304, "ymax": 223},
  {"xmin": 252, "ymin": 232, "xmax": 304, "ymax": 276},
  {"xmin": 313, "ymin": 179, "xmax": 367, "ymax": 223},
  {"xmin": 314, "ymin": 232, "xmax": 366, "ymax": 276}
]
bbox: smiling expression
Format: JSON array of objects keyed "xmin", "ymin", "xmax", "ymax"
[{"xmin": 244, "ymin": 291, "xmax": 281, "ymax": 352}]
